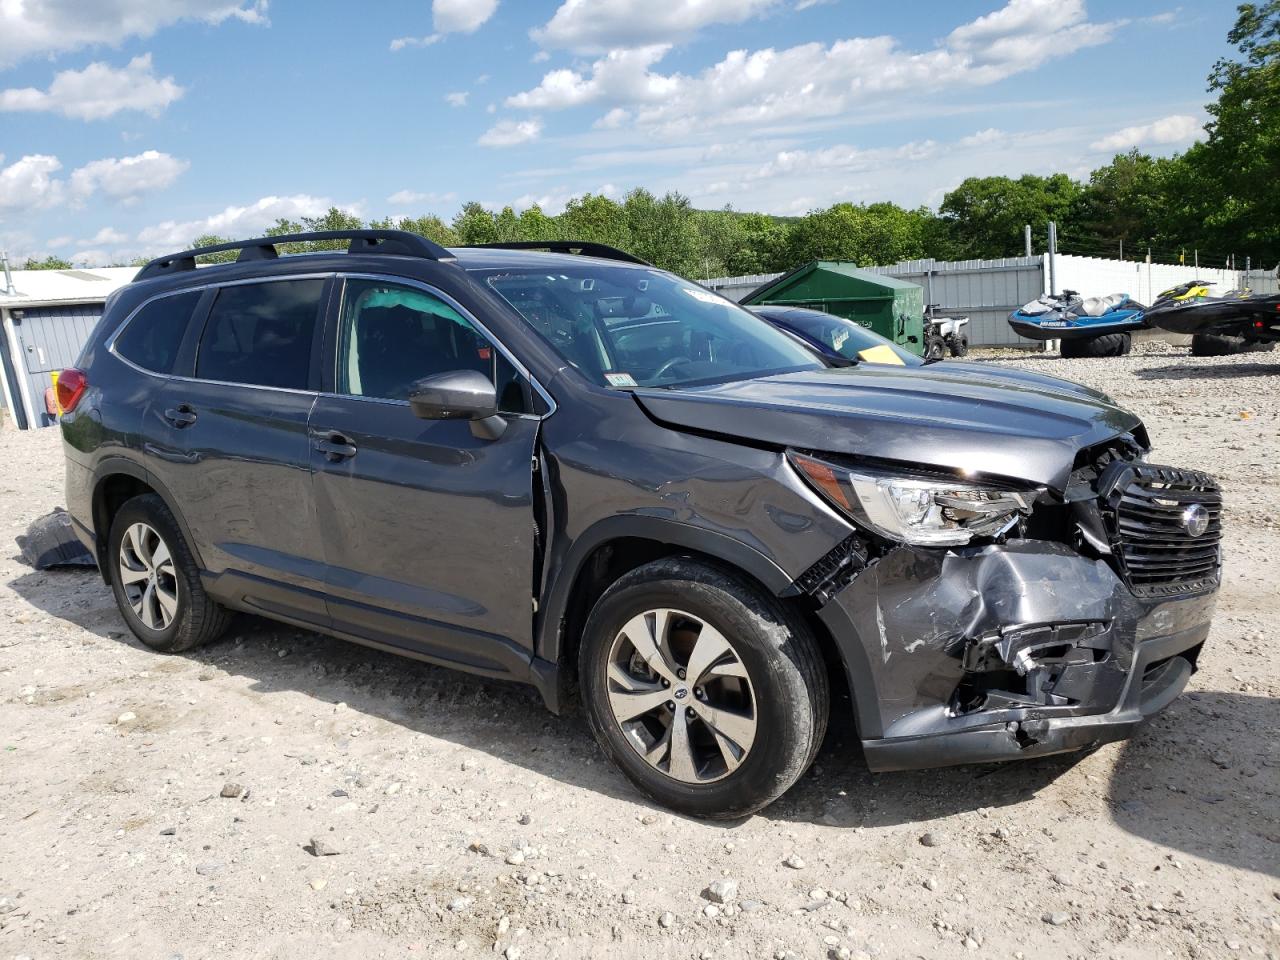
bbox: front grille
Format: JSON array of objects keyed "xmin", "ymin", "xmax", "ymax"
[{"xmin": 1099, "ymin": 462, "xmax": 1222, "ymax": 598}]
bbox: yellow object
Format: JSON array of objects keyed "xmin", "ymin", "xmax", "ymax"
[{"xmin": 858, "ymin": 344, "xmax": 906, "ymax": 366}]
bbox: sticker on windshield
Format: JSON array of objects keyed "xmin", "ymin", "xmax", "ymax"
[
  {"xmin": 831, "ymin": 329, "xmax": 849, "ymax": 351},
  {"xmin": 680, "ymin": 286, "xmax": 723, "ymax": 305},
  {"xmin": 605, "ymin": 372, "xmax": 638, "ymax": 388}
]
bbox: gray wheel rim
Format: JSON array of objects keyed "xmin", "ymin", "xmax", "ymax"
[
  {"xmin": 117, "ymin": 522, "xmax": 178, "ymax": 631},
  {"xmin": 605, "ymin": 608, "xmax": 757, "ymax": 784}
]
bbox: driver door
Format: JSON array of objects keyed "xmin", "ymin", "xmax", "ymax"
[{"xmin": 309, "ymin": 276, "xmax": 543, "ymax": 674}]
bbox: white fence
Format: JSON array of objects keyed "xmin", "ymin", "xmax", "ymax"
[{"xmin": 706, "ymin": 254, "xmax": 1280, "ymax": 348}]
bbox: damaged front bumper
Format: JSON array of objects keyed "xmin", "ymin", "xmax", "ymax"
[{"xmin": 816, "ymin": 540, "xmax": 1215, "ymax": 772}]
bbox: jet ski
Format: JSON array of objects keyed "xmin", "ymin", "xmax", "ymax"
[
  {"xmin": 1009, "ymin": 290, "xmax": 1147, "ymax": 357},
  {"xmin": 1144, "ymin": 284, "xmax": 1280, "ymax": 336}
]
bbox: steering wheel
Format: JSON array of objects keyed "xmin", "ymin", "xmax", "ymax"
[{"xmin": 651, "ymin": 356, "xmax": 693, "ymax": 380}]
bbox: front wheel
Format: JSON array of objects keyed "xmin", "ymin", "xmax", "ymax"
[{"xmin": 579, "ymin": 558, "xmax": 829, "ymax": 819}]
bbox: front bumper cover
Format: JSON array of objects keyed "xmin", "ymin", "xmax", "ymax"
[{"xmin": 816, "ymin": 539, "xmax": 1215, "ymax": 772}]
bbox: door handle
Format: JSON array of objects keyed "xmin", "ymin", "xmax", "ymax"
[
  {"xmin": 163, "ymin": 404, "xmax": 197, "ymax": 428},
  {"xmin": 315, "ymin": 430, "xmax": 358, "ymax": 462}
]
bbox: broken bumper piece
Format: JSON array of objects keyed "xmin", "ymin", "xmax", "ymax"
[{"xmin": 816, "ymin": 540, "xmax": 1215, "ymax": 772}]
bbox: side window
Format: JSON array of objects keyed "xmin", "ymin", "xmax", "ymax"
[
  {"xmin": 195, "ymin": 279, "xmax": 324, "ymax": 390},
  {"xmin": 337, "ymin": 279, "xmax": 531, "ymax": 413},
  {"xmin": 113, "ymin": 290, "xmax": 202, "ymax": 374}
]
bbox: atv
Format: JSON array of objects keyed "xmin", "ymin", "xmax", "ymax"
[{"xmin": 924, "ymin": 304, "xmax": 970, "ymax": 359}]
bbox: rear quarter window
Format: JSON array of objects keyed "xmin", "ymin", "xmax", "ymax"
[
  {"xmin": 112, "ymin": 290, "xmax": 203, "ymax": 374},
  {"xmin": 195, "ymin": 279, "xmax": 325, "ymax": 390}
]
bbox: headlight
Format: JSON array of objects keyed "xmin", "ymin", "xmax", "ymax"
[{"xmin": 789, "ymin": 452, "xmax": 1038, "ymax": 546}]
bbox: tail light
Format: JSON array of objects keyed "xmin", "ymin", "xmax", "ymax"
[{"xmin": 55, "ymin": 368, "xmax": 88, "ymax": 414}]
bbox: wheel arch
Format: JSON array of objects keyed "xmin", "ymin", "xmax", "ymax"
[
  {"xmin": 91, "ymin": 459, "xmax": 205, "ymax": 581},
  {"xmin": 535, "ymin": 516, "xmax": 855, "ymax": 723}
]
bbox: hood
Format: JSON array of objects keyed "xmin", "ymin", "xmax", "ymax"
[{"xmin": 633, "ymin": 365, "xmax": 1143, "ymax": 491}]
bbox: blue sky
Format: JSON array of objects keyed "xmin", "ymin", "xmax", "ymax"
[{"xmin": 0, "ymin": 0, "xmax": 1242, "ymax": 265}]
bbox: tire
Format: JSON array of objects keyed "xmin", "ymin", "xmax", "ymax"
[
  {"xmin": 1190, "ymin": 332, "xmax": 1276, "ymax": 356},
  {"xmin": 578, "ymin": 557, "xmax": 829, "ymax": 819},
  {"xmin": 1061, "ymin": 332, "xmax": 1131, "ymax": 358},
  {"xmin": 949, "ymin": 334, "xmax": 969, "ymax": 357},
  {"xmin": 923, "ymin": 336, "xmax": 945, "ymax": 361},
  {"xmin": 107, "ymin": 493, "xmax": 232, "ymax": 653}
]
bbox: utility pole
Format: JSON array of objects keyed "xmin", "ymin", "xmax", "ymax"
[
  {"xmin": 1024, "ymin": 224, "xmax": 1032, "ymax": 258},
  {"xmin": 1119, "ymin": 238, "xmax": 1124, "ymax": 261},
  {"xmin": 1194, "ymin": 249, "xmax": 1199, "ymax": 270},
  {"xmin": 1047, "ymin": 221, "xmax": 1058, "ymax": 294}
]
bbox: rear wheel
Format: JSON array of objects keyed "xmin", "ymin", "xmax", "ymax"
[
  {"xmin": 1061, "ymin": 332, "xmax": 1131, "ymax": 358},
  {"xmin": 579, "ymin": 558, "xmax": 828, "ymax": 819},
  {"xmin": 1190, "ymin": 332, "xmax": 1276, "ymax": 356},
  {"xmin": 949, "ymin": 334, "xmax": 969, "ymax": 357},
  {"xmin": 107, "ymin": 494, "xmax": 232, "ymax": 653}
]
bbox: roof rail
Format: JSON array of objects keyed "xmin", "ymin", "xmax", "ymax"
[
  {"xmin": 461, "ymin": 241, "xmax": 651, "ymax": 266},
  {"xmin": 135, "ymin": 230, "xmax": 455, "ymax": 281}
]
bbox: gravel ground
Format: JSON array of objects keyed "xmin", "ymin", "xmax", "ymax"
[{"xmin": 1, "ymin": 345, "xmax": 1277, "ymax": 960}]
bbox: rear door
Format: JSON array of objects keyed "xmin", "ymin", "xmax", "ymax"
[
  {"xmin": 141, "ymin": 276, "xmax": 332, "ymax": 625},
  {"xmin": 309, "ymin": 275, "xmax": 543, "ymax": 674}
]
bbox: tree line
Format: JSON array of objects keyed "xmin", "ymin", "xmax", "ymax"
[{"xmin": 24, "ymin": 2, "xmax": 1278, "ymax": 277}]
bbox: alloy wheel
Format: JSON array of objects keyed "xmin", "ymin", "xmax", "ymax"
[
  {"xmin": 605, "ymin": 608, "xmax": 757, "ymax": 784},
  {"xmin": 117, "ymin": 522, "xmax": 179, "ymax": 631}
]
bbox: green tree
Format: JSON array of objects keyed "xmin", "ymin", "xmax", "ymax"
[
  {"xmin": 517, "ymin": 204, "xmax": 556, "ymax": 241},
  {"xmin": 622, "ymin": 189, "xmax": 697, "ymax": 274},
  {"xmin": 369, "ymin": 214, "xmax": 458, "ymax": 246},
  {"xmin": 493, "ymin": 206, "xmax": 522, "ymax": 243},
  {"xmin": 555, "ymin": 193, "xmax": 628, "ymax": 249},
  {"xmin": 22, "ymin": 254, "xmax": 73, "ymax": 270},
  {"xmin": 938, "ymin": 174, "xmax": 1082, "ymax": 259},
  {"xmin": 190, "ymin": 233, "xmax": 238, "ymax": 263},
  {"xmin": 783, "ymin": 201, "xmax": 933, "ymax": 267},
  {"xmin": 1069, "ymin": 151, "xmax": 1178, "ymax": 258},
  {"xmin": 300, "ymin": 207, "xmax": 365, "ymax": 250},
  {"xmin": 452, "ymin": 201, "xmax": 498, "ymax": 244}
]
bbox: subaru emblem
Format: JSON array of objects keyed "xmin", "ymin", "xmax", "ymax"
[{"xmin": 1181, "ymin": 504, "xmax": 1210, "ymax": 538}]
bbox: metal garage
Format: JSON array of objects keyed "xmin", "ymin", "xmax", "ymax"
[{"xmin": 0, "ymin": 265, "xmax": 137, "ymax": 429}]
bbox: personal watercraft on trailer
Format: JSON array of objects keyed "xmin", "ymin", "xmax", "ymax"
[
  {"xmin": 1149, "ymin": 279, "xmax": 1214, "ymax": 309},
  {"xmin": 1145, "ymin": 286, "xmax": 1280, "ymax": 354},
  {"xmin": 1008, "ymin": 289, "xmax": 1147, "ymax": 357}
]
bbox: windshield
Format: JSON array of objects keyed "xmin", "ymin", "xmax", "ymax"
[
  {"xmin": 473, "ymin": 264, "xmax": 822, "ymax": 388},
  {"xmin": 770, "ymin": 309, "xmax": 922, "ymax": 366}
]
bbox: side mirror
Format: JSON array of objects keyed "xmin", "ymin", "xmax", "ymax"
[{"xmin": 408, "ymin": 370, "xmax": 506, "ymax": 439}]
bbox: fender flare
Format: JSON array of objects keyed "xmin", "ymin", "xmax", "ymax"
[
  {"xmin": 535, "ymin": 514, "xmax": 794, "ymax": 667},
  {"xmin": 90, "ymin": 456, "xmax": 207, "ymax": 573}
]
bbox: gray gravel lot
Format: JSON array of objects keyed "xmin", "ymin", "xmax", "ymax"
[{"xmin": 1, "ymin": 345, "xmax": 1277, "ymax": 960}]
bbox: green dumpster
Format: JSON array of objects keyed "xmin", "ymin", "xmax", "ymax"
[{"xmin": 742, "ymin": 261, "xmax": 926, "ymax": 356}]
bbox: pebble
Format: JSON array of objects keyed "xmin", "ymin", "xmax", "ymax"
[
  {"xmin": 448, "ymin": 897, "xmax": 473, "ymax": 913},
  {"xmin": 658, "ymin": 911, "xmax": 675, "ymax": 929},
  {"xmin": 115, "ymin": 711, "xmax": 136, "ymax": 724},
  {"xmin": 0, "ymin": 896, "xmax": 18, "ymax": 915},
  {"xmin": 220, "ymin": 782, "xmax": 243, "ymax": 799},
  {"xmin": 808, "ymin": 888, "xmax": 828, "ymax": 901},
  {"xmin": 924, "ymin": 877, "xmax": 939, "ymax": 891},
  {"xmin": 919, "ymin": 832, "xmax": 942, "ymax": 847},
  {"xmin": 739, "ymin": 899, "xmax": 765, "ymax": 913},
  {"xmin": 505, "ymin": 850, "xmax": 526, "ymax": 866},
  {"xmin": 504, "ymin": 948, "xmax": 522, "ymax": 960},
  {"xmin": 194, "ymin": 862, "xmax": 222, "ymax": 876},
  {"xmin": 310, "ymin": 837, "xmax": 341, "ymax": 857},
  {"xmin": 704, "ymin": 878, "xmax": 738, "ymax": 903},
  {"xmin": 783, "ymin": 854, "xmax": 806, "ymax": 869},
  {"xmin": 309, "ymin": 878, "xmax": 327, "ymax": 891},
  {"xmin": 703, "ymin": 904, "xmax": 720, "ymax": 918},
  {"xmin": 622, "ymin": 890, "xmax": 637, "ymax": 905},
  {"xmin": 159, "ymin": 826, "xmax": 176, "ymax": 836},
  {"xmin": 1042, "ymin": 911, "xmax": 1071, "ymax": 926}
]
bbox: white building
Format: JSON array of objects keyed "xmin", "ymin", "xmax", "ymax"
[{"xmin": 1, "ymin": 262, "xmax": 138, "ymax": 430}]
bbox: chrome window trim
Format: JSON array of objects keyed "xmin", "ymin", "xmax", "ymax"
[
  {"xmin": 329, "ymin": 272, "xmax": 556, "ymax": 418},
  {"xmin": 105, "ymin": 272, "xmax": 334, "ymax": 397}
]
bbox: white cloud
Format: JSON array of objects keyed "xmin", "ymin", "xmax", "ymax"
[
  {"xmin": 386, "ymin": 189, "xmax": 457, "ymax": 207},
  {"xmin": 135, "ymin": 194, "xmax": 347, "ymax": 249},
  {"xmin": 1090, "ymin": 114, "xmax": 1202, "ymax": 152},
  {"xmin": 433, "ymin": 0, "xmax": 498, "ymax": 34},
  {"xmin": 0, "ymin": 1, "xmax": 268, "ymax": 69},
  {"xmin": 0, "ymin": 155, "xmax": 65, "ymax": 213},
  {"xmin": 391, "ymin": 0, "xmax": 498, "ymax": 50},
  {"xmin": 510, "ymin": 0, "xmax": 1118, "ymax": 136},
  {"xmin": 70, "ymin": 151, "xmax": 190, "ymax": 203},
  {"xmin": 507, "ymin": 45, "xmax": 677, "ymax": 110},
  {"xmin": 533, "ymin": 0, "xmax": 779, "ymax": 53},
  {"xmin": 478, "ymin": 118, "xmax": 543, "ymax": 147},
  {"xmin": 87, "ymin": 227, "xmax": 130, "ymax": 245},
  {"xmin": 0, "ymin": 55, "xmax": 184, "ymax": 120},
  {"xmin": 445, "ymin": 91, "xmax": 469, "ymax": 107}
]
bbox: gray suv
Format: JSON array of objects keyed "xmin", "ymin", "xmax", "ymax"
[{"xmin": 58, "ymin": 231, "xmax": 1221, "ymax": 818}]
